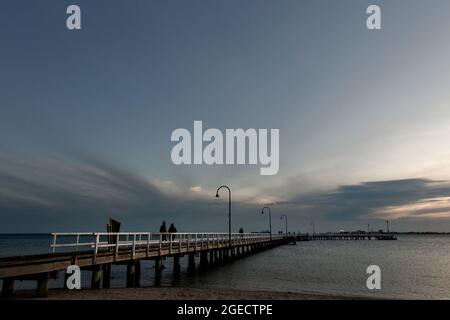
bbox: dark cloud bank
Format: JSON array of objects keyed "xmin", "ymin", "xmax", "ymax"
[
  {"xmin": 287, "ymin": 179, "xmax": 450, "ymax": 221},
  {"xmin": 2, "ymin": 152, "xmax": 450, "ymax": 232}
]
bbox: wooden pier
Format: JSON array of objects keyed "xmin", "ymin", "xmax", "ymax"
[{"xmin": 0, "ymin": 232, "xmax": 286, "ymax": 298}]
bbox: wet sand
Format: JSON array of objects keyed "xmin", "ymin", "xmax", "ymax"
[{"xmin": 9, "ymin": 287, "xmax": 372, "ymax": 300}]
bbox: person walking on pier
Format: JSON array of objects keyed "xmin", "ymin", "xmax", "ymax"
[
  {"xmin": 168, "ymin": 223, "xmax": 177, "ymax": 241},
  {"xmin": 160, "ymin": 221, "xmax": 167, "ymax": 241},
  {"xmin": 239, "ymin": 227, "xmax": 244, "ymax": 239}
]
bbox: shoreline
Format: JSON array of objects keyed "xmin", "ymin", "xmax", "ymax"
[{"xmin": 5, "ymin": 286, "xmax": 375, "ymax": 300}]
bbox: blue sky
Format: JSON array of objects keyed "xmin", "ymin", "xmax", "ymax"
[{"xmin": 2, "ymin": 0, "xmax": 450, "ymax": 232}]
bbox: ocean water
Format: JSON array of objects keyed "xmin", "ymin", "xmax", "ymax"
[{"xmin": 0, "ymin": 234, "xmax": 449, "ymax": 299}]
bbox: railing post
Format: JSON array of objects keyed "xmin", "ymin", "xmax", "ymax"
[
  {"xmin": 132, "ymin": 234, "xmax": 136, "ymax": 259},
  {"xmin": 94, "ymin": 233, "xmax": 100, "ymax": 263},
  {"xmin": 159, "ymin": 234, "xmax": 162, "ymax": 254},
  {"xmin": 52, "ymin": 234, "xmax": 57, "ymax": 253},
  {"xmin": 75, "ymin": 234, "xmax": 80, "ymax": 252},
  {"xmin": 115, "ymin": 234, "xmax": 119, "ymax": 261},
  {"xmin": 147, "ymin": 233, "xmax": 150, "ymax": 257},
  {"xmin": 170, "ymin": 233, "xmax": 173, "ymax": 254}
]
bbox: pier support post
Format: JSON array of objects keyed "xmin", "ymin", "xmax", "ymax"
[
  {"xmin": 209, "ymin": 250, "xmax": 215, "ymax": 265},
  {"xmin": 154, "ymin": 258, "xmax": 162, "ymax": 286},
  {"xmin": 1, "ymin": 278, "xmax": 14, "ymax": 298},
  {"xmin": 126, "ymin": 263, "xmax": 136, "ymax": 288},
  {"xmin": 103, "ymin": 264, "xmax": 111, "ymax": 289},
  {"xmin": 135, "ymin": 260, "xmax": 141, "ymax": 287},
  {"xmin": 229, "ymin": 248, "xmax": 234, "ymax": 259},
  {"xmin": 36, "ymin": 273, "xmax": 49, "ymax": 298},
  {"xmin": 214, "ymin": 250, "xmax": 219, "ymax": 263},
  {"xmin": 91, "ymin": 265, "xmax": 102, "ymax": 289},
  {"xmin": 188, "ymin": 253, "xmax": 196, "ymax": 273},
  {"xmin": 63, "ymin": 271, "xmax": 70, "ymax": 290},
  {"xmin": 173, "ymin": 255, "xmax": 181, "ymax": 274},
  {"xmin": 200, "ymin": 251, "xmax": 208, "ymax": 269}
]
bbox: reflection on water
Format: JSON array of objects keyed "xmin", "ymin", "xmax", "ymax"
[{"xmin": 1, "ymin": 234, "xmax": 449, "ymax": 299}]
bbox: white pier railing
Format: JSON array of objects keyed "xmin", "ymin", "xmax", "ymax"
[{"xmin": 51, "ymin": 232, "xmax": 280, "ymax": 256}]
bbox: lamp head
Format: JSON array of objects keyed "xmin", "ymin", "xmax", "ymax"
[{"xmin": 215, "ymin": 193, "xmax": 219, "ymax": 198}]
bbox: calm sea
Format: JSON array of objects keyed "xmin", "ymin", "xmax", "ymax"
[{"xmin": 1, "ymin": 234, "xmax": 449, "ymax": 299}]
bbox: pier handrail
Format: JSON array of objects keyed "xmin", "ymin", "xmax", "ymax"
[{"xmin": 50, "ymin": 232, "xmax": 279, "ymax": 254}]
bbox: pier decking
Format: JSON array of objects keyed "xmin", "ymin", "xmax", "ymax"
[{"xmin": 0, "ymin": 232, "xmax": 286, "ymax": 298}]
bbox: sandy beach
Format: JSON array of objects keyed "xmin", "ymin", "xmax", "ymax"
[{"xmin": 7, "ymin": 287, "xmax": 371, "ymax": 300}]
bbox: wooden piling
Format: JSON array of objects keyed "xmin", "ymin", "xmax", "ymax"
[
  {"xmin": 91, "ymin": 265, "xmax": 102, "ymax": 289},
  {"xmin": 230, "ymin": 247, "xmax": 235, "ymax": 259},
  {"xmin": 154, "ymin": 258, "xmax": 162, "ymax": 285},
  {"xmin": 173, "ymin": 255, "xmax": 181, "ymax": 274},
  {"xmin": 200, "ymin": 251, "xmax": 208, "ymax": 269},
  {"xmin": 135, "ymin": 260, "xmax": 141, "ymax": 287},
  {"xmin": 63, "ymin": 270, "xmax": 70, "ymax": 290},
  {"xmin": 102, "ymin": 264, "xmax": 111, "ymax": 289},
  {"xmin": 188, "ymin": 253, "xmax": 195, "ymax": 273},
  {"xmin": 36, "ymin": 273, "xmax": 49, "ymax": 298},
  {"xmin": 126, "ymin": 263, "xmax": 136, "ymax": 288},
  {"xmin": 1, "ymin": 278, "xmax": 14, "ymax": 298},
  {"xmin": 214, "ymin": 250, "xmax": 219, "ymax": 262}
]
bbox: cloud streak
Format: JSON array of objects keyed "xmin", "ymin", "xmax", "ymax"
[
  {"xmin": 285, "ymin": 178, "xmax": 450, "ymax": 221},
  {"xmin": 0, "ymin": 151, "xmax": 222, "ymax": 232}
]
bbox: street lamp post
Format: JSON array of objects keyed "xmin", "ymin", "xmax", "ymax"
[
  {"xmin": 261, "ymin": 207, "xmax": 272, "ymax": 240},
  {"xmin": 216, "ymin": 186, "xmax": 231, "ymax": 247},
  {"xmin": 310, "ymin": 222, "xmax": 315, "ymax": 235},
  {"xmin": 386, "ymin": 220, "xmax": 390, "ymax": 233},
  {"xmin": 280, "ymin": 214, "xmax": 288, "ymax": 236}
]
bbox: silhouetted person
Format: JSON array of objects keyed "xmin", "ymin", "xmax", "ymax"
[
  {"xmin": 239, "ymin": 227, "xmax": 244, "ymax": 239},
  {"xmin": 160, "ymin": 221, "xmax": 167, "ymax": 241},
  {"xmin": 168, "ymin": 223, "xmax": 177, "ymax": 241}
]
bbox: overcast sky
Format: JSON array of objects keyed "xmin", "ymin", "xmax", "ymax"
[{"xmin": 2, "ymin": 0, "xmax": 450, "ymax": 233}]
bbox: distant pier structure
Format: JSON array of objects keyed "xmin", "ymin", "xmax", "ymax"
[{"xmin": 295, "ymin": 232, "xmax": 397, "ymax": 241}]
